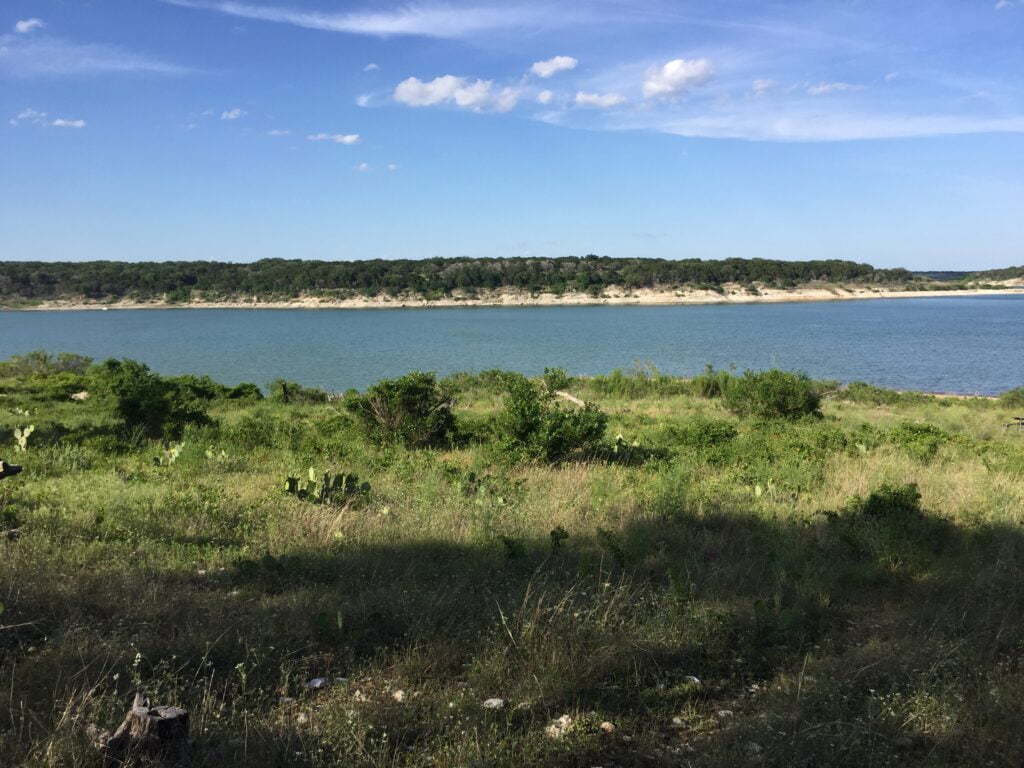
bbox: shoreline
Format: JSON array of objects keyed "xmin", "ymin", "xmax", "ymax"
[{"xmin": 4, "ymin": 284, "xmax": 1024, "ymax": 312}]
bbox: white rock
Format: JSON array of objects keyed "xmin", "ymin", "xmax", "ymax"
[
  {"xmin": 599, "ymin": 721, "xmax": 615, "ymax": 733},
  {"xmin": 482, "ymin": 698, "xmax": 505, "ymax": 709},
  {"xmin": 683, "ymin": 675, "xmax": 701, "ymax": 686},
  {"xmin": 392, "ymin": 689, "xmax": 406, "ymax": 702},
  {"xmin": 306, "ymin": 677, "xmax": 329, "ymax": 690}
]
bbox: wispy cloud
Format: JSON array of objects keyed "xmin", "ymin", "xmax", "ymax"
[
  {"xmin": 807, "ymin": 81, "xmax": 866, "ymax": 96},
  {"xmin": 14, "ymin": 18, "xmax": 45, "ymax": 34},
  {"xmin": 308, "ymin": 133, "xmax": 360, "ymax": 144},
  {"xmin": 531, "ymin": 55, "xmax": 577, "ymax": 78},
  {"xmin": 363, "ymin": 62, "xmax": 379, "ymax": 72},
  {"xmin": 0, "ymin": 34, "xmax": 189, "ymax": 77},
  {"xmin": 752, "ymin": 78, "xmax": 776, "ymax": 95},
  {"xmin": 8, "ymin": 107, "xmax": 47, "ymax": 126},
  {"xmin": 221, "ymin": 108, "xmax": 246, "ymax": 120},
  {"xmin": 267, "ymin": 128, "xmax": 290, "ymax": 136},
  {"xmin": 536, "ymin": 89, "xmax": 554, "ymax": 104},
  {"xmin": 355, "ymin": 162, "xmax": 371, "ymax": 172},
  {"xmin": 574, "ymin": 91, "xmax": 626, "ymax": 108},
  {"xmin": 163, "ymin": 0, "xmax": 547, "ymax": 39},
  {"xmin": 51, "ymin": 118, "xmax": 86, "ymax": 128}
]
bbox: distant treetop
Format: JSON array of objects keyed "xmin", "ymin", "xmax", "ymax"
[{"xmin": 0, "ymin": 256, "xmax": 920, "ymax": 303}]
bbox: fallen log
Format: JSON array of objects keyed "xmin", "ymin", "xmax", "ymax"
[{"xmin": 0, "ymin": 460, "xmax": 23, "ymax": 480}]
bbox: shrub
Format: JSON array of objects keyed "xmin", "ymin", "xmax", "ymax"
[
  {"xmin": 541, "ymin": 367, "xmax": 573, "ymax": 393},
  {"xmin": 226, "ymin": 382, "xmax": 264, "ymax": 400},
  {"xmin": 722, "ymin": 369, "xmax": 821, "ymax": 420},
  {"xmin": 999, "ymin": 387, "xmax": 1024, "ymax": 408},
  {"xmin": 669, "ymin": 417, "xmax": 738, "ymax": 449},
  {"xmin": 344, "ymin": 372, "xmax": 455, "ymax": 448},
  {"xmin": 90, "ymin": 359, "xmax": 212, "ymax": 440},
  {"xmin": 497, "ymin": 374, "xmax": 607, "ymax": 462},
  {"xmin": 0, "ymin": 350, "xmax": 92, "ymax": 377},
  {"xmin": 845, "ymin": 482, "xmax": 922, "ymax": 519},
  {"xmin": 888, "ymin": 421, "xmax": 949, "ymax": 462},
  {"xmin": 690, "ymin": 365, "xmax": 732, "ymax": 399}
]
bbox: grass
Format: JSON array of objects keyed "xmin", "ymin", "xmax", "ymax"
[{"xmin": 2, "ymin": 364, "xmax": 1024, "ymax": 766}]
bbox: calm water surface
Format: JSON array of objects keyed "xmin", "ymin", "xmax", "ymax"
[{"xmin": 2, "ymin": 297, "xmax": 1023, "ymax": 394}]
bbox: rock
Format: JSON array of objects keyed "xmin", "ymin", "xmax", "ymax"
[
  {"xmin": 392, "ymin": 690, "xmax": 406, "ymax": 703},
  {"xmin": 671, "ymin": 716, "xmax": 685, "ymax": 729},
  {"xmin": 716, "ymin": 709, "xmax": 734, "ymax": 719},
  {"xmin": 482, "ymin": 698, "xmax": 505, "ymax": 710},
  {"xmin": 683, "ymin": 675, "xmax": 701, "ymax": 686},
  {"xmin": 599, "ymin": 721, "xmax": 616, "ymax": 733},
  {"xmin": 70, "ymin": 391, "xmax": 90, "ymax": 401},
  {"xmin": 306, "ymin": 678, "xmax": 329, "ymax": 690},
  {"xmin": 545, "ymin": 714, "xmax": 573, "ymax": 739}
]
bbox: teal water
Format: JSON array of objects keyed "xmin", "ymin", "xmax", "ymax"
[{"xmin": 1, "ymin": 296, "xmax": 1022, "ymax": 394}]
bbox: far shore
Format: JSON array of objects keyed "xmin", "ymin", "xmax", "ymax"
[{"xmin": 4, "ymin": 282, "xmax": 1023, "ymax": 312}]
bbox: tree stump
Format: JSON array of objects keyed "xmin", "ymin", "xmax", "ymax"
[
  {"xmin": 0, "ymin": 460, "xmax": 23, "ymax": 480},
  {"xmin": 94, "ymin": 692, "xmax": 190, "ymax": 767}
]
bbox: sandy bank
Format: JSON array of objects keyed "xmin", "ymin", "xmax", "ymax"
[{"xmin": 6, "ymin": 283, "xmax": 1024, "ymax": 311}]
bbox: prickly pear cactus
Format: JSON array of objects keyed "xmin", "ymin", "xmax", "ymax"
[{"xmin": 13, "ymin": 425, "xmax": 35, "ymax": 453}]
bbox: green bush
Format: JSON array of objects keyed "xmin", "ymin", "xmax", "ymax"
[
  {"xmin": 888, "ymin": 421, "xmax": 950, "ymax": 462},
  {"xmin": 90, "ymin": 359, "xmax": 212, "ymax": 440},
  {"xmin": 0, "ymin": 350, "xmax": 92, "ymax": 377},
  {"xmin": 722, "ymin": 369, "xmax": 821, "ymax": 420},
  {"xmin": 541, "ymin": 367, "xmax": 573, "ymax": 393},
  {"xmin": 691, "ymin": 365, "xmax": 732, "ymax": 399},
  {"xmin": 497, "ymin": 374, "xmax": 607, "ymax": 462},
  {"xmin": 845, "ymin": 482, "xmax": 922, "ymax": 518},
  {"xmin": 344, "ymin": 372, "xmax": 455, "ymax": 448},
  {"xmin": 226, "ymin": 382, "xmax": 264, "ymax": 400},
  {"xmin": 668, "ymin": 416, "xmax": 738, "ymax": 449},
  {"xmin": 999, "ymin": 387, "xmax": 1024, "ymax": 408}
]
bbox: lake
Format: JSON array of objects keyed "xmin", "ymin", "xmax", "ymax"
[{"xmin": 2, "ymin": 296, "xmax": 1023, "ymax": 394}]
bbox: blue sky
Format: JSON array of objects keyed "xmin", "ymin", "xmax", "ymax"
[{"xmin": 2, "ymin": 1, "xmax": 1022, "ymax": 269}]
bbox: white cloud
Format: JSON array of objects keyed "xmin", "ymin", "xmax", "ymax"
[
  {"xmin": 387, "ymin": 163, "xmax": 398, "ymax": 171},
  {"xmin": 267, "ymin": 129, "xmax": 290, "ymax": 136},
  {"xmin": 642, "ymin": 57, "xmax": 713, "ymax": 99},
  {"xmin": 14, "ymin": 19, "xmax": 45, "ymax": 34},
  {"xmin": 9, "ymin": 107, "xmax": 47, "ymax": 126},
  {"xmin": 536, "ymin": 89, "xmax": 554, "ymax": 105},
  {"xmin": 807, "ymin": 82, "xmax": 865, "ymax": 96},
  {"xmin": 162, "ymin": 0, "xmax": 543, "ymax": 39},
  {"xmin": 752, "ymin": 78, "xmax": 776, "ymax": 96},
  {"xmin": 531, "ymin": 55, "xmax": 577, "ymax": 78},
  {"xmin": 308, "ymin": 133, "xmax": 360, "ymax": 144},
  {"xmin": 575, "ymin": 91, "xmax": 625, "ymax": 108},
  {"xmin": 884, "ymin": 72, "xmax": 899, "ymax": 82},
  {"xmin": 221, "ymin": 108, "xmax": 245, "ymax": 120},
  {"xmin": 493, "ymin": 87, "xmax": 520, "ymax": 112},
  {"xmin": 355, "ymin": 162, "xmax": 371, "ymax": 172},
  {"xmin": 51, "ymin": 118, "xmax": 85, "ymax": 128},
  {"xmin": 355, "ymin": 94, "xmax": 372, "ymax": 107},
  {"xmin": 0, "ymin": 34, "xmax": 190, "ymax": 77},
  {"xmin": 363, "ymin": 62, "xmax": 379, "ymax": 71},
  {"xmin": 995, "ymin": 0, "xmax": 1013, "ymax": 9},
  {"xmin": 394, "ymin": 75, "xmax": 515, "ymax": 112}
]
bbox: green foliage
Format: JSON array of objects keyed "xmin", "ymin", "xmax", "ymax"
[
  {"xmin": 722, "ymin": 369, "xmax": 822, "ymax": 420},
  {"xmin": 1000, "ymin": 387, "xmax": 1024, "ymax": 408},
  {"xmin": 667, "ymin": 416, "xmax": 738, "ymax": 449},
  {"xmin": 284, "ymin": 468, "xmax": 370, "ymax": 504},
  {"xmin": 226, "ymin": 382, "xmax": 263, "ymax": 400},
  {"xmin": 541, "ymin": 367, "xmax": 573, "ymax": 392},
  {"xmin": 583, "ymin": 366, "xmax": 690, "ymax": 399},
  {"xmin": 691, "ymin": 364, "xmax": 732, "ymax": 399},
  {"xmin": 0, "ymin": 350, "xmax": 92, "ymax": 377},
  {"xmin": 344, "ymin": 372, "xmax": 456, "ymax": 448},
  {"xmin": 844, "ymin": 482, "xmax": 923, "ymax": 519},
  {"xmin": 497, "ymin": 374, "xmax": 607, "ymax": 462},
  {"xmin": 888, "ymin": 421, "xmax": 950, "ymax": 462},
  {"xmin": 0, "ymin": 257, "xmax": 916, "ymax": 304},
  {"xmin": 90, "ymin": 358, "xmax": 212, "ymax": 440}
]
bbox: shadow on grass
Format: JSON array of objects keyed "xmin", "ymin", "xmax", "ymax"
[{"xmin": 5, "ymin": 502, "xmax": 1024, "ymax": 766}]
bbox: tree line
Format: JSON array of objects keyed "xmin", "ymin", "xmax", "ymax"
[{"xmin": 0, "ymin": 256, "xmax": 920, "ymax": 303}]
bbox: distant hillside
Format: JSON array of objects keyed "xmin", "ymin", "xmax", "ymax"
[
  {"xmin": 967, "ymin": 265, "xmax": 1024, "ymax": 282},
  {"xmin": 0, "ymin": 257, "xmax": 918, "ymax": 304},
  {"xmin": 912, "ymin": 271, "xmax": 972, "ymax": 282}
]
